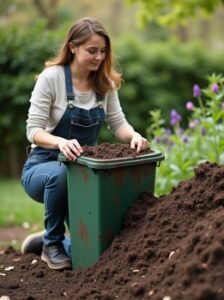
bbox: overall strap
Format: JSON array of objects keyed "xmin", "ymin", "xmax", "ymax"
[{"xmin": 64, "ymin": 64, "xmax": 75, "ymax": 107}]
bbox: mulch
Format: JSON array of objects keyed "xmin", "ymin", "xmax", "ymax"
[{"xmin": 0, "ymin": 144, "xmax": 224, "ymax": 299}]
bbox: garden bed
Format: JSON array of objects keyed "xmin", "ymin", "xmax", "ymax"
[{"xmin": 0, "ymin": 144, "xmax": 224, "ymax": 299}]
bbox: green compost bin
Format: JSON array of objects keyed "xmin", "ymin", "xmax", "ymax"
[{"xmin": 59, "ymin": 149, "xmax": 164, "ymax": 269}]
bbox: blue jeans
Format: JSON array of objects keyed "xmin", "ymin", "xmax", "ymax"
[{"xmin": 21, "ymin": 157, "xmax": 70, "ymax": 247}]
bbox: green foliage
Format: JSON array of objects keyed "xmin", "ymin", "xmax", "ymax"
[
  {"xmin": 128, "ymin": 0, "xmax": 224, "ymax": 27},
  {"xmin": 115, "ymin": 36, "xmax": 224, "ymax": 136},
  {"xmin": 148, "ymin": 74, "xmax": 224, "ymax": 196},
  {"xmin": 0, "ymin": 25, "xmax": 61, "ymax": 175},
  {"xmin": 0, "ymin": 24, "xmax": 60, "ymax": 135}
]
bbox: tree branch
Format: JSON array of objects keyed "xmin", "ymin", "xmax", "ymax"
[{"xmin": 32, "ymin": 0, "xmax": 48, "ymax": 18}]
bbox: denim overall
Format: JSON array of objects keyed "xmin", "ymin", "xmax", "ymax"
[{"xmin": 21, "ymin": 64, "xmax": 105, "ymax": 247}]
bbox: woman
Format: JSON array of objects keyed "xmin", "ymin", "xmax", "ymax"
[{"xmin": 21, "ymin": 17, "xmax": 149, "ymax": 270}]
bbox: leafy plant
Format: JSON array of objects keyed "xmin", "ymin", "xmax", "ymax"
[
  {"xmin": 128, "ymin": 0, "xmax": 224, "ymax": 27},
  {"xmin": 148, "ymin": 73, "xmax": 224, "ymax": 196}
]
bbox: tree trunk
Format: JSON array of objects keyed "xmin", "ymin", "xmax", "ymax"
[
  {"xmin": 32, "ymin": 0, "xmax": 59, "ymax": 29},
  {"xmin": 176, "ymin": 24, "xmax": 188, "ymax": 42}
]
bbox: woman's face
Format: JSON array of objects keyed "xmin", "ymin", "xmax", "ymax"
[{"xmin": 71, "ymin": 34, "xmax": 106, "ymax": 72}]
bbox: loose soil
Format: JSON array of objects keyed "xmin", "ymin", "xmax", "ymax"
[
  {"xmin": 1, "ymin": 143, "xmax": 224, "ymax": 300},
  {"xmin": 81, "ymin": 143, "xmax": 151, "ymax": 159}
]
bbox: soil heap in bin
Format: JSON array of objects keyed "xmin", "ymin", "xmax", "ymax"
[
  {"xmin": 80, "ymin": 142, "xmax": 152, "ymax": 159},
  {"xmin": 1, "ymin": 143, "xmax": 224, "ymax": 300}
]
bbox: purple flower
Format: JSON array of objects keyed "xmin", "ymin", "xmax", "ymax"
[
  {"xmin": 162, "ymin": 135, "xmax": 173, "ymax": 147},
  {"xmin": 201, "ymin": 127, "xmax": 206, "ymax": 136},
  {"xmin": 212, "ymin": 83, "xmax": 219, "ymax": 93},
  {"xmin": 182, "ymin": 136, "xmax": 189, "ymax": 143},
  {"xmin": 155, "ymin": 136, "xmax": 161, "ymax": 143},
  {"xmin": 170, "ymin": 109, "xmax": 182, "ymax": 126},
  {"xmin": 162, "ymin": 135, "xmax": 170, "ymax": 143},
  {"xmin": 193, "ymin": 84, "xmax": 201, "ymax": 97},
  {"xmin": 186, "ymin": 101, "xmax": 194, "ymax": 111},
  {"xmin": 165, "ymin": 128, "xmax": 172, "ymax": 135}
]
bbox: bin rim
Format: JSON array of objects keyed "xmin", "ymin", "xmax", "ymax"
[{"xmin": 58, "ymin": 149, "xmax": 165, "ymax": 169}]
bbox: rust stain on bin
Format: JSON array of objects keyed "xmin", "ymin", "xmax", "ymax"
[
  {"xmin": 132, "ymin": 164, "xmax": 151, "ymax": 191},
  {"xmin": 112, "ymin": 167, "xmax": 126, "ymax": 186},
  {"xmin": 80, "ymin": 165, "xmax": 89, "ymax": 182},
  {"xmin": 79, "ymin": 220, "xmax": 89, "ymax": 244}
]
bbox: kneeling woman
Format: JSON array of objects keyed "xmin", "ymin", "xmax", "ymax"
[{"xmin": 21, "ymin": 17, "xmax": 149, "ymax": 270}]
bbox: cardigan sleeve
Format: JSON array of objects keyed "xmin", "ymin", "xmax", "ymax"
[{"xmin": 26, "ymin": 72, "xmax": 55, "ymax": 143}]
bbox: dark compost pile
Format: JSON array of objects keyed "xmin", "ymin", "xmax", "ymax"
[{"xmin": 0, "ymin": 144, "xmax": 224, "ymax": 300}]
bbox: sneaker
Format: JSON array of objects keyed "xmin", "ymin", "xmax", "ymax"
[
  {"xmin": 21, "ymin": 230, "xmax": 44, "ymax": 256},
  {"xmin": 41, "ymin": 243, "xmax": 72, "ymax": 270}
]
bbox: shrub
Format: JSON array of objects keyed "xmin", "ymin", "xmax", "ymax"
[{"xmin": 148, "ymin": 74, "xmax": 224, "ymax": 196}]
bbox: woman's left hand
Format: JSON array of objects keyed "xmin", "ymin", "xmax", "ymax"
[{"xmin": 130, "ymin": 132, "xmax": 149, "ymax": 153}]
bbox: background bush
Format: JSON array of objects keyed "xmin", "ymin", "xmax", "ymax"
[
  {"xmin": 1, "ymin": 25, "xmax": 224, "ymax": 177},
  {"xmin": 0, "ymin": 25, "xmax": 60, "ymax": 176}
]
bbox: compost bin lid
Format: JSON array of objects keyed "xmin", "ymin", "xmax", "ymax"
[{"xmin": 58, "ymin": 149, "xmax": 165, "ymax": 169}]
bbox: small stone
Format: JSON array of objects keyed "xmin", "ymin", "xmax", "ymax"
[
  {"xmin": 4, "ymin": 266, "xmax": 14, "ymax": 271},
  {"xmin": 133, "ymin": 269, "xmax": 140, "ymax": 273},
  {"xmin": 131, "ymin": 282, "xmax": 138, "ymax": 287},
  {"xmin": 31, "ymin": 259, "xmax": 38, "ymax": 265},
  {"xmin": 202, "ymin": 263, "xmax": 207, "ymax": 269},
  {"xmin": 148, "ymin": 290, "xmax": 154, "ymax": 296},
  {"xmin": 168, "ymin": 251, "xmax": 175, "ymax": 260},
  {"xmin": 12, "ymin": 258, "xmax": 21, "ymax": 262}
]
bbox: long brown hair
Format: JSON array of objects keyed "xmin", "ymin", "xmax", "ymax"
[{"xmin": 46, "ymin": 17, "xmax": 122, "ymax": 95}]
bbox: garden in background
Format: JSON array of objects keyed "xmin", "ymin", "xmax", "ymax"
[
  {"xmin": 1, "ymin": 1, "xmax": 224, "ymax": 299},
  {"xmin": 149, "ymin": 73, "xmax": 224, "ymax": 196}
]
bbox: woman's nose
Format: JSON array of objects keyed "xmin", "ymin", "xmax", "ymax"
[{"xmin": 95, "ymin": 51, "xmax": 104, "ymax": 60}]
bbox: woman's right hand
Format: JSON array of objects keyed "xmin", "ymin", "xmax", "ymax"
[{"xmin": 58, "ymin": 138, "xmax": 83, "ymax": 161}]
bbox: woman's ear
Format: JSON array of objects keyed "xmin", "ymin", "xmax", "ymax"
[{"xmin": 68, "ymin": 42, "xmax": 76, "ymax": 54}]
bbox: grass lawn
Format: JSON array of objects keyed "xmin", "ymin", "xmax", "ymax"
[{"xmin": 0, "ymin": 178, "xmax": 43, "ymax": 229}]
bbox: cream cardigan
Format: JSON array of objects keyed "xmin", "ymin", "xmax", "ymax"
[{"xmin": 26, "ymin": 65, "xmax": 132, "ymax": 144}]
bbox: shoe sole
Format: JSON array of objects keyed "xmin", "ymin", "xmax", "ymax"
[
  {"xmin": 41, "ymin": 252, "xmax": 72, "ymax": 270},
  {"xmin": 21, "ymin": 230, "xmax": 45, "ymax": 255}
]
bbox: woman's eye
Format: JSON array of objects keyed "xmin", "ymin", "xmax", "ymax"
[
  {"xmin": 87, "ymin": 49, "xmax": 106, "ymax": 55},
  {"xmin": 88, "ymin": 49, "xmax": 97, "ymax": 54}
]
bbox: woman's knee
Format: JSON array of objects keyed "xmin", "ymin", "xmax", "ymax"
[
  {"xmin": 46, "ymin": 163, "xmax": 67, "ymax": 188},
  {"xmin": 22, "ymin": 162, "xmax": 67, "ymax": 202}
]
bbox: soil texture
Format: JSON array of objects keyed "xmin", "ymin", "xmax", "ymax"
[
  {"xmin": 1, "ymin": 144, "xmax": 224, "ymax": 300},
  {"xmin": 81, "ymin": 143, "xmax": 152, "ymax": 159}
]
